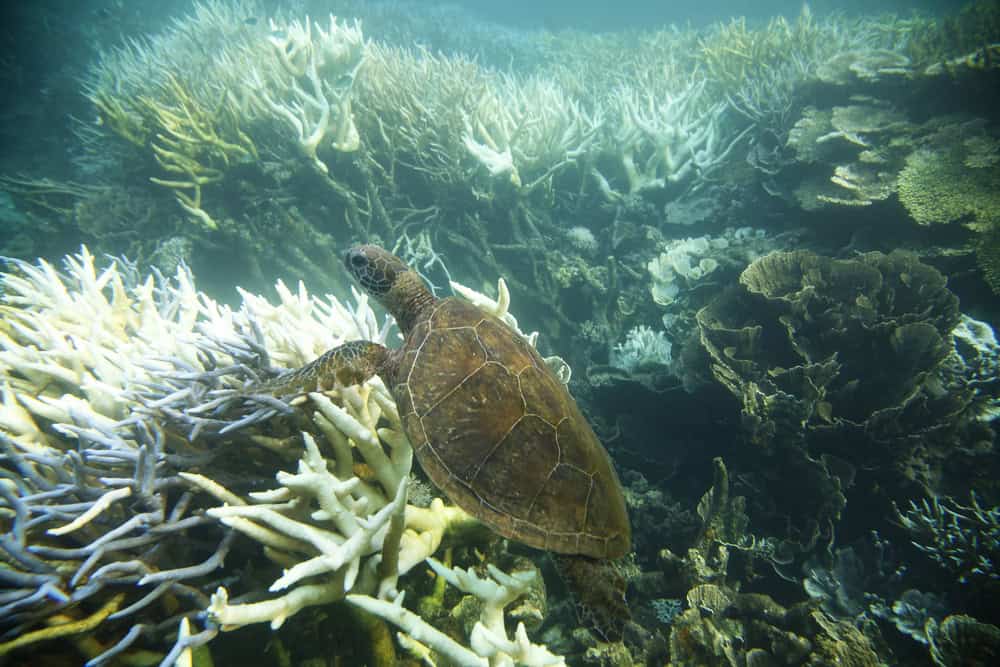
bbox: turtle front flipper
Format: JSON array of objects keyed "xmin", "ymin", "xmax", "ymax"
[{"xmin": 262, "ymin": 340, "xmax": 391, "ymax": 396}]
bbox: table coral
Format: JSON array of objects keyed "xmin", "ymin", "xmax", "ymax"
[{"xmin": 898, "ymin": 145, "xmax": 1000, "ymax": 229}]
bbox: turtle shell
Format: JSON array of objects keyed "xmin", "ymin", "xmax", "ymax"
[{"xmin": 392, "ymin": 297, "xmax": 630, "ymax": 560}]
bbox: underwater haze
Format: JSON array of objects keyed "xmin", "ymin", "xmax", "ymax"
[
  {"xmin": 1, "ymin": 0, "xmax": 999, "ymax": 665},
  {"xmin": 457, "ymin": 0, "xmax": 970, "ymax": 29}
]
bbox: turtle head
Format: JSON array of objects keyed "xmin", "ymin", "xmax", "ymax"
[
  {"xmin": 344, "ymin": 245, "xmax": 409, "ymax": 299},
  {"xmin": 344, "ymin": 245, "xmax": 434, "ymax": 332}
]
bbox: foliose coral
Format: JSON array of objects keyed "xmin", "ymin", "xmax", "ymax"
[
  {"xmin": 697, "ymin": 249, "xmax": 963, "ymax": 456},
  {"xmin": 785, "ymin": 101, "xmax": 912, "ymax": 209},
  {"xmin": 694, "ymin": 249, "xmax": 990, "ymax": 550},
  {"xmin": 815, "ymin": 49, "xmax": 912, "ymax": 85},
  {"xmin": 871, "ymin": 589, "xmax": 948, "ymax": 645},
  {"xmin": 927, "ymin": 614, "xmax": 1000, "ymax": 667},
  {"xmin": 647, "ymin": 227, "xmax": 770, "ymax": 308},
  {"xmin": 804, "ymin": 547, "xmax": 870, "ymax": 619}
]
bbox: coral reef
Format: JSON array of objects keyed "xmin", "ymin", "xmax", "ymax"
[
  {"xmin": 3, "ymin": 2, "xmax": 1000, "ymax": 664},
  {"xmin": 694, "ymin": 249, "xmax": 993, "ymax": 553},
  {"xmin": 785, "ymin": 101, "xmax": 912, "ymax": 209},
  {"xmin": 610, "ymin": 326, "xmax": 672, "ymax": 374},
  {"xmin": 0, "ymin": 248, "xmax": 565, "ymax": 665},
  {"xmin": 897, "ymin": 131, "xmax": 1000, "ymax": 230},
  {"xmin": 897, "ymin": 493, "xmax": 1000, "ymax": 585},
  {"xmin": 927, "ymin": 614, "xmax": 1000, "ymax": 667},
  {"xmin": 668, "ymin": 584, "xmax": 884, "ymax": 666},
  {"xmin": 647, "ymin": 228, "xmax": 770, "ymax": 309},
  {"xmin": 697, "ymin": 250, "xmax": 964, "ymax": 454}
]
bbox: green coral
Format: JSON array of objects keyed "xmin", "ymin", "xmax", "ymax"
[
  {"xmin": 905, "ymin": 0, "xmax": 1000, "ymax": 66},
  {"xmin": 928, "ymin": 614, "xmax": 1000, "ymax": 667},
  {"xmin": 977, "ymin": 224, "xmax": 1000, "ymax": 294},
  {"xmin": 897, "ymin": 145, "xmax": 1000, "ymax": 229}
]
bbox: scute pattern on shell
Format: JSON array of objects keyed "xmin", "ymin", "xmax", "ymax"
[{"xmin": 394, "ymin": 298, "xmax": 630, "ymax": 560}]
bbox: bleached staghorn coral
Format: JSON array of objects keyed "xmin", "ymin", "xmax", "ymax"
[
  {"xmin": 190, "ymin": 421, "xmax": 564, "ymax": 666},
  {"xmin": 357, "ymin": 43, "xmax": 599, "ymax": 198},
  {"xmin": 81, "ymin": 1, "xmax": 269, "ymax": 228},
  {"xmin": 83, "ymin": 1, "xmax": 265, "ymax": 127},
  {"xmin": 349, "ymin": 559, "xmax": 566, "ymax": 667},
  {"xmin": 593, "ymin": 78, "xmax": 748, "ymax": 200},
  {"xmin": 354, "ymin": 42, "xmax": 488, "ymax": 206},
  {"xmin": 0, "ymin": 248, "xmax": 246, "ymax": 662},
  {"xmin": 462, "ymin": 74, "xmax": 601, "ymax": 192},
  {"xmin": 246, "ymin": 15, "xmax": 365, "ymax": 175},
  {"xmin": 80, "ymin": 2, "xmax": 365, "ymax": 228},
  {"xmin": 0, "ymin": 248, "xmax": 565, "ymax": 665}
]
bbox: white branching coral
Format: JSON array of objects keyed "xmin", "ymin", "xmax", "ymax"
[
  {"xmin": 248, "ymin": 15, "xmax": 365, "ymax": 174},
  {"xmin": 593, "ymin": 78, "xmax": 748, "ymax": 200},
  {"xmin": 349, "ymin": 559, "xmax": 566, "ymax": 667},
  {"xmin": 187, "ymin": 391, "xmax": 477, "ymax": 631},
  {"xmin": 0, "ymin": 247, "xmax": 565, "ymax": 665},
  {"xmin": 461, "ymin": 74, "xmax": 600, "ymax": 192},
  {"xmin": 611, "ymin": 325, "xmax": 673, "ymax": 373}
]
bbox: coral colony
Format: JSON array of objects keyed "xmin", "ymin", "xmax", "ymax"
[
  {"xmin": 2, "ymin": 0, "xmax": 1000, "ymax": 664},
  {"xmin": 0, "ymin": 248, "xmax": 561, "ymax": 665}
]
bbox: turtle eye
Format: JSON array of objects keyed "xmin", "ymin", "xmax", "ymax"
[{"xmin": 345, "ymin": 248, "xmax": 368, "ymax": 271}]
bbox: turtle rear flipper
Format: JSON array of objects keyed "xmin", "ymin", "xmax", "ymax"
[
  {"xmin": 554, "ymin": 553, "xmax": 630, "ymax": 643},
  {"xmin": 263, "ymin": 340, "xmax": 391, "ymax": 395}
]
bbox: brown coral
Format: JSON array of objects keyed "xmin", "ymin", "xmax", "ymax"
[
  {"xmin": 694, "ymin": 250, "xmax": 976, "ymax": 544},
  {"xmin": 698, "ymin": 250, "xmax": 961, "ymax": 449},
  {"xmin": 928, "ymin": 614, "xmax": 1000, "ymax": 667}
]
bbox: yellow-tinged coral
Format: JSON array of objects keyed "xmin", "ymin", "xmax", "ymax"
[
  {"xmin": 0, "ymin": 593, "xmax": 126, "ymax": 656},
  {"xmin": 144, "ymin": 74, "xmax": 257, "ymax": 229},
  {"xmin": 697, "ymin": 8, "xmax": 828, "ymax": 94},
  {"xmin": 897, "ymin": 145, "xmax": 1000, "ymax": 229},
  {"xmin": 906, "ymin": 0, "xmax": 1000, "ymax": 67},
  {"xmin": 92, "ymin": 90, "xmax": 151, "ymax": 147},
  {"xmin": 976, "ymin": 224, "xmax": 1000, "ymax": 294}
]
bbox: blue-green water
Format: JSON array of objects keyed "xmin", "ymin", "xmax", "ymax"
[{"xmin": 1, "ymin": 1, "xmax": 998, "ymax": 665}]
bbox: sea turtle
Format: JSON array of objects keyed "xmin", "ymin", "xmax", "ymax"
[{"xmin": 272, "ymin": 245, "xmax": 631, "ymax": 637}]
